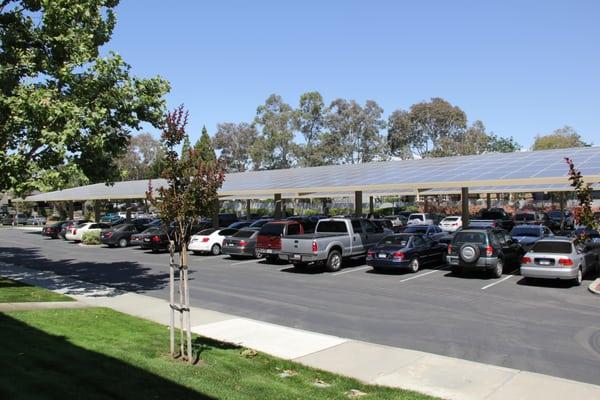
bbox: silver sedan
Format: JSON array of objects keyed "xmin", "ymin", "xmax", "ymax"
[{"xmin": 520, "ymin": 237, "xmax": 598, "ymax": 286}]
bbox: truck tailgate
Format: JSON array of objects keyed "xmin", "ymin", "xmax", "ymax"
[{"xmin": 281, "ymin": 233, "xmax": 343, "ymax": 254}]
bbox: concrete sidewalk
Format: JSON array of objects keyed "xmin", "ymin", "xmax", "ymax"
[{"xmin": 2, "ymin": 262, "xmax": 600, "ymax": 400}]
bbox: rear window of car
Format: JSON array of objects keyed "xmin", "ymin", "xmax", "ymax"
[
  {"xmin": 233, "ymin": 230, "xmax": 256, "ymax": 238},
  {"xmin": 259, "ymin": 223, "xmax": 285, "ymax": 235},
  {"xmin": 510, "ymin": 227, "xmax": 541, "ymax": 237},
  {"xmin": 444, "ymin": 217, "xmax": 459, "ymax": 222},
  {"xmin": 515, "ymin": 213, "xmax": 535, "ymax": 221},
  {"xmin": 316, "ymin": 221, "xmax": 348, "ymax": 233},
  {"xmin": 532, "ymin": 241, "xmax": 572, "ymax": 253},
  {"xmin": 453, "ymin": 232, "xmax": 487, "ymax": 244},
  {"xmin": 481, "ymin": 211, "xmax": 503, "ymax": 219},
  {"xmin": 286, "ymin": 224, "xmax": 300, "ymax": 235},
  {"xmin": 408, "ymin": 214, "xmax": 423, "ymax": 220},
  {"xmin": 404, "ymin": 226, "xmax": 427, "ymax": 234},
  {"xmin": 199, "ymin": 228, "xmax": 217, "ymax": 235},
  {"xmin": 218, "ymin": 228, "xmax": 238, "ymax": 236},
  {"xmin": 380, "ymin": 235, "xmax": 410, "ymax": 247}
]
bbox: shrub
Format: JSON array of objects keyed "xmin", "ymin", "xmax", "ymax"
[{"xmin": 82, "ymin": 230, "xmax": 101, "ymax": 245}]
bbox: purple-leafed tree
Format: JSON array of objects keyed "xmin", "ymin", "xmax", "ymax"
[
  {"xmin": 147, "ymin": 105, "xmax": 225, "ymax": 363},
  {"xmin": 565, "ymin": 157, "xmax": 599, "ymax": 241}
]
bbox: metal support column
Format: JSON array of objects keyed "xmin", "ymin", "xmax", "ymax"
[
  {"xmin": 369, "ymin": 196, "xmax": 374, "ymax": 216},
  {"xmin": 212, "ymin": 199, "xmax": 220, "ymax": 228},
  {"xmin": 274, "ymin": 193, "xmax": 282, "ymax": 219},
  {"xmin": 94, "ymin": 200, "xmax": 101, "ymax": 222},
  {"xmin": 246, "ymin": 199, "xmax": 251, "ymax": 220},
  {"xmin": 354, "ymin": 191, "xmax": 363, "ymax": 217},
  {"xmin": 486, "ymin": 193, "xmax": 491, "ymax": 209},
  {"xmin": 461, "ymin": 187, "xmax": 470, "ymax": 229},
  {"xmin": 68, "ymin": 201, "xmax": 74, "ymax": 220}
]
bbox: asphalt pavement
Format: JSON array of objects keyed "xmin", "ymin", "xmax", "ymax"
[{"xmin": 1, "ymin": 228, "xmax": 599, "ymax": 385}]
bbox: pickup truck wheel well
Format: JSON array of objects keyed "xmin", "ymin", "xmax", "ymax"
[{"xmin": 328, "ymin": 246, "xmax": 343, "ymax": 257}]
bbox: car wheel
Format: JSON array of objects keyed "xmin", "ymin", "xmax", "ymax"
[
  {"xmin": 409, "ymin": 258, "xmax": 420, "ymax": 273},
  {"xmin": 253, "ymin": 248, "xmax": 261, "ymax": 259},
  {"xmin": 491, "ymin": 258, "xmax": 504, "ymax": 278},
  {"xmin": 325, "ymin": 250, "xmax": 342, "ymax": 272},
  {"xmin": 573, "ymin": 268, "xmax": 583, "ymax": 286},
  {"xmin": 118, "ymin": 238, "xmax": 128, "ymax": 248},
  {"xmin": 211, "ymin": 244, "xmax": 221, "ymax": 256}
]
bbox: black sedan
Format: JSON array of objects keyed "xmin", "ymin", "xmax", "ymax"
[
  {"xmin": 367, "ymin": 233, "xmax": 447, "ymax": 273},
  {"xmin": 100, "ymin": 223, "xmax": 139, "ymax": 248},
  {"xmin": 42, "ymin": 221, "xmax": 65, "ymax": 239},
  {"xmin": 222, "ymin": 229, "xmax": 260, "ymax": 258},
  {"xmin": 131, "ymin": 227, "xmax": 164, "ymax": 246}
]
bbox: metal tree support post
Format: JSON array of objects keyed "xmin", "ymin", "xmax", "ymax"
[
  {"xmin": 168, "ymin": 240, "xmax": 193, "ymax": 363},
  {"xmin": 354, "ymin": 191, "xmax": 363, "ymax": 217},
  {"xmin": 212, "ymin": 200, "xmax": 220, "ymax": 228},
  {"xmin": 274, "ymin": 193, "xmax": 282, "ymax": 219},
  {"xmin": 461, "ymin": 187, "xmax": 470, "ymax": 229}
]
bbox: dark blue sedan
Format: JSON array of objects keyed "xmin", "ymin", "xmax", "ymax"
[{"xmin": 366, "ymin": 233, "xmax": 447, "ymax": 273}]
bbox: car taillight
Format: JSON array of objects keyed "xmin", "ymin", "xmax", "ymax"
[
  {"xmin": 367, "ymin": 249, "xmax": 374, "ymax": 258},
  {"xmin": 239, "ymin": 240, "xmax": 248, "ymax": 247},
  {"xmin": 485, "ymin": 245, "xmax": 493, "ymax": 257},
  {"xmin": 491, "ymin": 222, "xmax": 496, "ymax": 227},
  {"xmin": 72, "ymin": 229, "xmax": 77, "ymax": 235},
  {"xmin": 392, "ymin": 251, "xmax": 405, "ymax": 261},
  {"xmin": 447, "ymin": 244, "xmax": 452, "ymax": 254},
  {"xmin": 521, "ymin": 256, "xmax": 532, "ymax": 264},
  {"xmin": 151, "ymin": 235, "xmax": 160, "ymax": 243},
  {"xmin": 311, "ymin": 241, "xmax": 318, "ymax": 253},
  {"xmin": 201, "ymin": 237, "xmax": 209, "ymax": 242},
  {"xmin": 105, "ymin": 232, "xmax": 113, "ymax": 238},
  {"xmin": 558, "ymin": 258, "xmax": 574, "ymax": 266}
]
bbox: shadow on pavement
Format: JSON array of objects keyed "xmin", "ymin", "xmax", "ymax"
[{"xmin": 0, "ymin": 313, "xmax": 214, "ymax": 400}]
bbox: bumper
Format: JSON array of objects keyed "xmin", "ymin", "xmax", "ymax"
[
  {"xmin": 366, "ymin": 258, "xmax": 411, "ymax": 269},
  {"xmin": 440, "ymin": 226, "xmax": 460, "ymax": 232},
  {"xmin": 521, "ymin": 265, "xmax": 579, "ymax": 280},
  {"xmin": 100, "ymin": 237, "xmax": 118, "ymax": 245},
  {"xmin": 65, "ymin": 234, "xmax": 81, "ymax": 241},
  {"xmin": 279, "ymin": 252, "xmax": 320, "ymax": 263},
  {"xmin": 188, "ymin": 242, "xmax": 211, "ymax": 252},
  {"xmin": 257, "ymin": 248, "xmax": 282, "ymax": 257},
  {"xmin": 222, "ymin": 246, "xmax": 254, "ymax": 256},
  {"xmin": 447, "ymin": 255, "xmax": 498, "ymax": 269}
]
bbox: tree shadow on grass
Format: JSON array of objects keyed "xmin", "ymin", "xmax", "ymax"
[
  {"xmin": 0, "ymin": 246, "xmax": 179, "ymax": 296},
  {"xmin": 0, "ymin": 313, "xmax": 214, "ymax": 400}
]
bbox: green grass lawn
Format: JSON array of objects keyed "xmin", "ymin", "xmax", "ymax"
[
  {"xmin": 0, "ymin": 308, "xmax": 435, "ymax": 400},
  {"xmin": 0, "ymin": 277, "xmax": 73, "ymax": 303}
]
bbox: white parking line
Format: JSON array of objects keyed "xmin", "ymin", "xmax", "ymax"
[
  {"xmin": 278, "ymin": 265, "xmax": 292, "ymax": 271},
  {"xmin": 481, "ymin": 269, "xmax": 519, "ymax": 290},
  {"xmin": 331, "ymin": 266, "xmax": 371, "ymax": 276},
  {"xmin": 230, "ymin": 259, "xmax": 262, "ymax": 266},
  {"xmin": 397, "ymin": 265, "xmax": 449, "ymax": 283}
]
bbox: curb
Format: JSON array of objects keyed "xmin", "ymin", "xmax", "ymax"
[{"xmin": 588, "ymin": 278, "xmax": 600, "ymax": 295}]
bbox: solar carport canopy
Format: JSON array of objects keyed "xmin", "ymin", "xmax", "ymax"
[{"xmin": 24, "ymin": 146, "xmax": 600, "ymax": 201}]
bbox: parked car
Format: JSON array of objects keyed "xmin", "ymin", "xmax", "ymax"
[
  {"xmin": 26, "ymin": 216, "xmax": 46, "ymax": 225},
  {"xmin": 279, "ymin": 218, "xmax": 387, "ymax": 271},
  {"xmin": 510, "ymin": 225, "xmax": 554, "ymax": 251},
  {"xmin": 547, "ymin": 210, "xmax": 575, "ymax": 231},
  {"xmin": 439, "ymin": 216, "xmax": 462, "ymax": 232},
  {"xmin": 249, "ymin": 218, "xmax": 274, "ymax": 229},
  {"xmin": 141, "ymin": 227, "xmax": 175, "ymax": 253},
  {"xmin": 403, "ymin": 224, "xmax": 449, "ymax": 242},
  {"xmin": 41, "ymin": 221, "xmax": 65, "ymax": 239},
  {"xmin": 286, "ymin": 216, "xmax": 324, "ymax": 234},
  {"xmin": 407, "ymin": 213, "xmax": 434, "ymax": 226},
  {"xmin": 383, "ymin": 215, "xmax": 408, "ymax": 231},
  {"xmin": 514, "ymin": 211, "xmax": 550, "ymax": 227},
  {"xmin": 228, "ymin": 221, "xmax": 253, "ymax": 229},
  {"xmin": 475, "ymin": 208, "xmax": 514, "ymax": 231},
  {"xmin": 188, "ymin": 228, "xmax": 239, "ymax": 255},
  {"xmin": 100, "ymin": 213, "xmax": 122, "ymax": 224},
  {"xmin": 100, "ymin": 223, "xmax": 140, "ymax": 248},
  {"xmin": 65, "ymin": 222, "xmax": 110, "ymax": 242},
  {"xmin": 131, "ymin": 227, "xmax": 163, "ymax": 246},
  {"xmin": 222, "ymin": 229, "xmax": 261, "ymax": 258},
  {"xmin": 366, "ymin": 233, "xmax": 447, "ymax": 273},
  {"xmin": 520, "ymin": 237, "xmax": 598, "ymax": 286},
  {"xmin": 256, "ymin": 220, "xmax": 304, "ymax": 262},
  {"xmin": 1, "ymin": 214, "xmax": 14, "ymax": 225},
  {"xmin": 59, "ymin": 219, "xmax": 90, "ymax": 239},
  {"xmin": 447, "ymin": 228, "xmax": 523, "ymax": 278}
]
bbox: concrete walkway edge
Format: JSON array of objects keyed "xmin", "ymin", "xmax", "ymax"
[{"xmin": 2, "ymin": 262, "xmax": 599, "ymax": 400}]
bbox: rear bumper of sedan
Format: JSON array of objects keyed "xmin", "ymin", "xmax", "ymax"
[
  {"xmin": 520, "ymin": 265, "xmax": 579, "ymax": 280},
  {"xmin": 188, "ymin": 241, "xmax": 211, "ymax": 252},
  {"xmin": 222, "ymin": 245, "xmax": 254, "ymax": 256},
  {"xmin": 366, "ymin": 258, "xmax": 411, "ymax": 269}
]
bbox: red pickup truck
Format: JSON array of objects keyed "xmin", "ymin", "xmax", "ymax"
[{"xmin": 256, "ymin": 220, "xmax": 304, "ymax": 262}]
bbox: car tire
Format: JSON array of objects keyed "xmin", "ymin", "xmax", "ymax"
[
  {"xmin": 491, "ymin": 258, "xmax": 504, "ymax": 278},
  {"xmin": 211, "ymin": 244, "xmax": 221, "ymax": 256},
  {"xmin": 409, "ymin": 258, "xmax": 420, "ymax": 273},
  {"xmin": 573, "ymin": 268, "xmax": 583, "ymax": 286},
  {"xmin": 253, "ymin": 248, "xmax": 261, "ymax": 259},
  {"xmin": 459, "ymin": 244, "xmax": 480, "ymax": 263},
  {"xmin": 118, "ymin": 238, "xmax": 128, "ymax": 248},
  {"xmin": 325, "ymin": 250, "xmax": 342, "ymax": 272}
]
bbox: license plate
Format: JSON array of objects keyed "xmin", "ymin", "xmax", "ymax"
[
  {"xmin": 292, "ymin": 254, "xmax": 302, "ymax": 260},
  {"xmin": 144, "ymin": 238, "xmax": 150, "ymax": 242},
  {"xmin": 450, "ymin": 258, "xmax": 459, "ymax": 265},
  {"xmin": 265, "ymin": 249, "xmax": 273, "ymax": 254},
  {"xmin": 227, "ymin": 243, "xmax": 234, "ymax": 247},
  {"xmin": 538, "ymin": 260, "xmax": 551, "ymax": 265},
  {"xmin": 378, "ymin": 253, "xmax": 387, "ymax": 258}
]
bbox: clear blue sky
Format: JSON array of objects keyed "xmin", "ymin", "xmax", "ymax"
[{"xmin": 108, "ymin": 0, "xmax": 599, "ymax": 148}]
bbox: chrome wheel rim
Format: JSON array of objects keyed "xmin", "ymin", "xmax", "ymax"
[
  {"xmin": 331, "ymin": 254, "xmax": 341, "ymax": 270},
  {"xmin": 410, "ymin": 259, "xmax": 419, "ymax": 272}
]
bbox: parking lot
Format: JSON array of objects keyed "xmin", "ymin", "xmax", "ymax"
[{"xmin": 1, "ymin": 227, "xmax": 599, "ymax": 385}]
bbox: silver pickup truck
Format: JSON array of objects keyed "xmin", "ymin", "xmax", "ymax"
[{"xmin": 279, "ymin": 218, "xmax": 387, "ymax": 272}]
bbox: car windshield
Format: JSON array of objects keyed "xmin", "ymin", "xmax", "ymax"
[
  {"xmin": 379, "ymin": 235, "xmax": 410, "ymax": 247},
  {"xmin": 316, "ymin": 221, "xmax": 348, "ymax": 233},
  {"xmin": 259, "ymin": 223, "xmax": 285, "ymax": 235},
  {"xmin": 404, "ymin": 226, "xmax": 427, "ymax": 234},
  {"xmin": 454, "ymin": 232, "xmax": 487, "ymax": 243},
  {"xmin": 532, "ymin": 241, "xmax": 572, "ymax": 253},
  {"xmin": 233, "ymin": 230, "xmax": 256, "ymax": 238},
  {"xmin": 515, "ymin": 214, "xmax": 535, "ymax": 221},
  {"xmin": 511, "ymin": 227, "xmax": 541, "ymax": 237}
]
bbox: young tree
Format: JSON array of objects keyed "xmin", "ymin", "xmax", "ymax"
[
  {"xmin": 194, "ymin": 126, "xmax": 216, "ymax": 163},
  {"xmin": 213, "ymin": 122, "xmax": 258, "ymax": 172},
  {"xmin": 565, "ymin": 157, "xmax": 598, "ymax": 234},
  {"xmin": 533, "ymin": 126, "xmax": 589, "ymax": 150},
  {"xmin": 0, "ymin": 0, "xmax": 169, "ymax": 195},
  {"xmin": 147, "ymin": 106, "xmax": 225, "ymax": 363}
]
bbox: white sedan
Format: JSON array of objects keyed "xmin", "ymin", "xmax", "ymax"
[
  {"xmin": 65, "ymin": 222, "xmax": 110, "ymax": 242},
  {"xmin": 439, "ymin": 216, "xmax": 462, "ymax": 232},
  {"xmin": 188, "ymin": 228, "xmax": 239, "ymax": 255}
]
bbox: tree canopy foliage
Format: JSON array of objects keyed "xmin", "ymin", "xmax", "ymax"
[
  {"xmin": 532, "ymin": 126, "xmax": 589, "ymax": 150},
  {"xmin": 0, "ymin": 0, "xmax": 169, "ymax": 195},
  {"xmin": 115, "ymin": 133, "xmax": 166, "ymax": 181}
]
